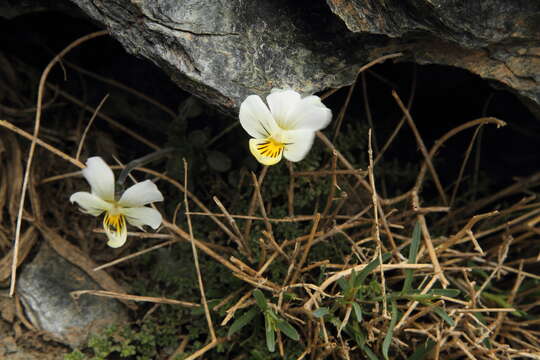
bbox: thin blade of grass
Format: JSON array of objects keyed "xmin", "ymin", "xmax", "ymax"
[
  {"xmin": 402, "ymin": 221, "xmax": 421, "ymax": 293},
  {"xmin": 355, "ymin": 253, "xmax": 391, "ymax": 287},
  {"xmin": 382, "ymin": 300, "xmax": 399, "ymax": 360}
]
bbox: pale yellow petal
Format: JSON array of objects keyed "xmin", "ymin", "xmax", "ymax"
[{"xmin": 249, "ymin": 138, "xmax": 283, "ymax": 166}]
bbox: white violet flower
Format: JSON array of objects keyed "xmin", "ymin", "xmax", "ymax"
[
  {"xmin": 239, "ymin": 89, "xmax": 332, "ymax": 166},
  {"xmin": 70, "ymin": 156, "xmax": 164, "ymax": 248}
]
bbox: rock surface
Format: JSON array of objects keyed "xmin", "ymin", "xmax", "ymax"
[
  {"xmin": 2, "ymin": 1, "xmax": 540, "ymax": 113},
  {"xmin": 17, "ymin": 244, "xmax": 129, "ymax": 348},
  {"xmin": 326, "ymin": 0, "xmax": 540, "ymax": 112}
]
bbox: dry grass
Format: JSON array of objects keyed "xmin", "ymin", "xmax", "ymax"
[{"xmin": 0, "ymin": 32, "xmax": 538, "ymax": 360}]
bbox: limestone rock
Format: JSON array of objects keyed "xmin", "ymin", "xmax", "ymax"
[{"xmin": 17, "ymin": 244, "xmax": 129, "ymax": 348}]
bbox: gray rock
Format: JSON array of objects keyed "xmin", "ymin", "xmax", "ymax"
[
  {"xmin": 66, "ymin": 0, "xmax": 540, "ymax": 113},
  {"xmin": 326, "ymin": 0, "xmax": 540, "ymax": 111},
  {"xmin": 3, "ymin": 0, "xmax": 539, "ymax": 113},
  {"xmin": 67, "ymin": 0, "xmax": 367, "ymax": 112},
  {"xmin": 17, "ymin": 244, "xmax": 129, "ymax": 348}
]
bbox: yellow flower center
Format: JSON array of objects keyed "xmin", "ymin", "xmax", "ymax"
[
  {"xmin": 256, "ymin": 138, "xmax": 285, "ymax": 159},
  {"xmin": 103, "ymin": 212, "xmax": 126, "ymax": 237}
]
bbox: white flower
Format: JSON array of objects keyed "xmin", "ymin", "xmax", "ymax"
[
  {"xmin": 70, "ymin": 157, "xmax": 164, "ymax": 248},
  {"xmin": 239, "ymin": 89, "xmax": 332, "ymax": 166}
]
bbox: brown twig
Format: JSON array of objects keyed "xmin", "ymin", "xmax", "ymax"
[
  {"xmin": 184, "ymin": 159, "xmax": 216, "ymax": 341},
  {"xmin": 11, "ymin": 30, "xmax": 108, "ymax": 296}
]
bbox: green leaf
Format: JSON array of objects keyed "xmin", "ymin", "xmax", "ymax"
[
  {"xmin": 276, "ymin": 319, "xmax": 300, "ymax": 341},
  {"xmin": 337, "ymin": 277, "xmax": 348, "ymax": 292},
  {"xmin": 402, "ymin": 222, "xmax": 421, "ymax": 293},
  {"xmin": 228, "ymin": 308, "xmax": 258, "ymax": 337},
  {"xmin": 264, "ymin": 314, "xmax": 275, "ymax": 352},
  {"xmin": 363, "ymin": 345, "xmax": 381, "ymax": 360},
  {"xmin": 253, "ymin": 289, "xmax": 268, "ymax": 311},
  {"xmin": 352, "ymin": 302, "xmax": 363, "ymax": 322},
  {"xmin": 407, "ymin": 339, "xmax": 435, "ymax": 360},
  {"xmin": 312, "ymin": 307, "xmax": 330, "ymax": 318},
  {"xmin": 433, "ymin": 306, "xmax": 455, "ymax": 326},
  {"xmin": 382, "ymin": 301, "xmax": 399, "ymax": 360},
  {"xmin": 355, "ymin": 253, "xmax": 391, "ymax": 288},
  {"xmin": 349, "ymin": 269, "xmax": 358, "ymax": 289},
  {"xmin": 427, "ymin": 289, "xmax": 461, "ymax": 298}
]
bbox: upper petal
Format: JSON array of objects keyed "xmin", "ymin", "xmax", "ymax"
[
  {"xmin": 82, "ymin": 157, "xmax": 115, "ymax": 201},
  {"xmin": 118, "ymin": 180, "xmax": 164, "ymax": 207},
  {"xmin": 283, "ymin": 129, "xmax": 316, "ymax": 162},
  {"xmin": 239, "ymin": 95, "xmax": 279, "ymax": 139},
  {"xmin": 70, "ymin": 191, "xmax": 112, "ymax": 216},
  {"xmin": 266, "ymin": 89, "xmax": 302, "ymax": 129},
  {"xmin": 122, "ymin": 206, "xmax": 163, "ymax": 230},
  {"xmin": 284, "ymin": 95, "xmax": 332, "ymax": 131}
]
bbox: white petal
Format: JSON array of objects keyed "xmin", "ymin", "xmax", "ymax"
[
  {"xmin": 284, "ymin": 95, "xmax": 332, "ymax": 131},
  {"xmin": 248, "ymin": 138, "xmax": 283, "ymax": 166},
  {"xmin": 239, "ymin": 95, "xmax": 279, "ymax": 139},
  {"xmin": 283, "ymin": 130, "xmax": 316, "ymax": 162},
  {"xmin": 118, "ymin": 180, "xmax": 164, "ymax": 207},
  {"xmin": 105, "ymin": 224, "xmax": 128, "ymax": 248},
  {"xmin": 70, "ymin": 191, "xmax": 112, "ymax": 216},
  {"xmin": 266, "ymin": 89, "xmax": 301, "ymax": 129},
  {"xmin": 122, "ymin": 206, "xmax": 162, "ymax": 230},
  {"xmin": 82, "ymin": 157, "xmax": 115, "ymax": 201}
]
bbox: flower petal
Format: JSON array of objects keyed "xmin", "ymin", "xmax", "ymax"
[
  {"xmin": 70, "ymin": 191, "xmax": 112, "ymax": 216},
  {"xmin": 249, "ymin": 139, "xmax": 283, "ymax": 165},
  {"xmin": 266, "ymin": 89, "xmax": 301, "ymax": 129},
  {"xmin": 239, "ymin": 95, "xmax": 279, "ymax": 139},
  {"xmin": 118, "ymin": 180, "xmax": 164, "ymax": 207},
  {"xmin": 105, "ymin": 223, "xmax": 128, "ymax": 248},
  {"xmin": 122, "ymin": 206, "xmax": 163, "ymax": 230},
  {"xmin": 283, "ymin": 130, "xmax": 316, "ymax": 162},
  {"xmin": 82, "ymin": 157, "xmax": 115, "ymax": 201},
  {"xmin": 284, "ymin": 95, "xmax": 332, "ymax": 131}
]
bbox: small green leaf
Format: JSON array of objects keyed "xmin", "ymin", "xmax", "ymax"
[
  {"xmin": 349, "ymin": 269, "xmax": 358, "ymax": 289},
  {"xmin": 407, "ymin": 339, "xmax": 435, "ymax": 360},
  {"xmin": 433, "ymin": 306, "xmax": 455, "ymax": 326},
  {"xmin": 352, "ymin": 302, "xmax": 362, "ymax": 322},
  {"xmin": 253, "ymin": 289, "xmax": 268, "ymax": 311},
  {"xmin": 265, "ymin": 314, "xmax": 275, "ymax": 352},
  {"xmin": 356, "ymin": 253, "xmax": 391, "ymax": 288},
  {"xmin": 382, "ymin": 301, "xmax": 399, "ymax": 360},
  {"xmin": 276, "ymin": 319, "xmax": 300, "ymax": 341},
  {"xmin": 313, "ymin": 307, "xmax": 330, "ymax": 318},
  {"xmin": 228, "ymin": 308, "xmax": 258, "ymax": 337}
]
